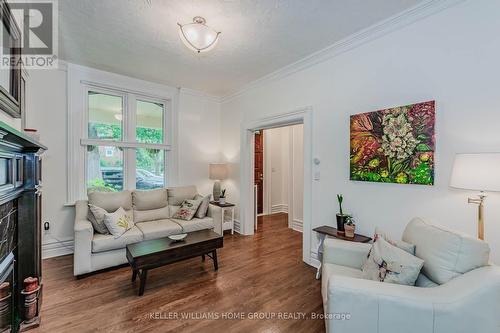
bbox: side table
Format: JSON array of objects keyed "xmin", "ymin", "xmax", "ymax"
[
  {"xmin": 313, "ymin": 226, "xmax": 371, "ymax": 279},
  {"xmin": 210, "ymin": 201, "xmax": 235, "ymax": 235}
]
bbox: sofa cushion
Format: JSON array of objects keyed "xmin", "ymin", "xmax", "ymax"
[
  {"xmin": 88, "ymin": 190, "xmax": 132, "ymax": 211},
  {"xmin": 103, "ymin": 207, "xmax": 134, "ymax": 238},
  {"xmin": 374, "ymin": 227, "xmax": 415, "ymax": 255},
  {"xmin": 402, "ymin": 217, "xmax": 490, "ymax": 284},
  {"xmin": 170, "ymin": 216, "xmax": 214, "ymax": 233},
  {"xmin": 132, "ymin": 188, "xmax": 168, "ymax": 210},
  {"xmin": 88, "ymin": 204, "xmax": 110, "ymax": 235},
  {"xmin": 134, "ymin": 206, "xmax": 170, "ymax": 223},
  {"xmin": 135, "ymin": 219, "xmax": 183, "ymax": 240},
  {"xmin": 171, "ymin": 199, "xmax": 202, "ymax": 221},
  {"xmin": 170, "ymin": 205, "xmax": 181, "ymax": 216},
  {"xmin": 362, "ymin": 237, "xmax": 424, "ymax": 286},
  {"xmin": 92, "ymin": 226, "xmax": 143, "ymax": 253},
  {"xmin": 167, "ymin": 186, "xmax": 197, "ymax": 206},
  {"xmin": 194, "ymin": 194, "xmax": 210, "ymax": 218}
]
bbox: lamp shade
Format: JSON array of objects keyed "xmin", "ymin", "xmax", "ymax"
[
  {"xmin": 450, "ymin": 153, "xmax": 500, "ymax": 192},
  {"xmin": 209, "ymin": 163, "xmax": 228, "ymax": 180}
]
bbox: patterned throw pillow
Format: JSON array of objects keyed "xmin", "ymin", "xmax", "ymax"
[
  {"xmin": 374, "ymin": 227, "xmax": 416, "ymax": 255},
  {"xmin": 194, "ymin": 194, "xmax": 210, "ymax": 218},
  {"xmin": 88, "ymin": 204, "xmax": 110, "ymax": 234},
  {"xmin": 103, "ymin": 207, "xmax": 134, "ymax": 238},
  {"xmin": 362, "ymin": 237, "xmax": 424, "ymax": 286},
  {"xmin": 171, "ymin": 199, "xmax": 202, "ymax": 221}
]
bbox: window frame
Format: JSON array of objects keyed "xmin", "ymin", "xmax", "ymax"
[{"xmin": 82, "ymin": 85, "xmax": 171, "ymax": 192}]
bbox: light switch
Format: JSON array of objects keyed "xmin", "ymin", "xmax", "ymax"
[{"xmin": 314, "ymin": 171, "xmax": 320, "ymax": 180}]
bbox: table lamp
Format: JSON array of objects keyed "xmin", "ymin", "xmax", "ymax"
[
  {"xmin": 209, "ymin": 163, "xmax": 228, "ymax": 201},
  {"xmin": 450, "ymin": 153, "xmax": 500, "ymax": 240}
]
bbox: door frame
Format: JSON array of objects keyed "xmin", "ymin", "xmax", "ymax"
[{"xmin": 240, "ymin": 107, "xmax": 313, "ymax": 265}]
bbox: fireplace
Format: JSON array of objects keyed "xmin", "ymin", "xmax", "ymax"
[
  {"xmin": 0, "ymin": 253, "xmax": 14, "ymax": 333},
  {"xmin": 0, "ymin": 125, "xmax": 46, "ymax": 332}
]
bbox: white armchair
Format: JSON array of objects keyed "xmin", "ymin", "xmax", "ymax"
[{"xmin": 321, "ymin": 218, "xmax": 500, "ymax": 333}]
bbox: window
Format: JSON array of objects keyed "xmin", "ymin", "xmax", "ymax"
[{"xmin": 83, "ymin": 89, "xmax": 170, "ymax": 193}]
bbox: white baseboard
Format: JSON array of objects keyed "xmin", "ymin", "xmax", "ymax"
[
  {"xmin": 42, "ymin": 239, "xmax": 74, "ymax": 259},
  {"xmin": 271, "ymin": 204, "xmax": 288, "ymax": 214},
  {"xmin": 291, "ymin": 218, "xmax": 303, "ymax": 232},
  {"xmin": 309, "ymin": 250, "xmax": 320, "ymax": 269}
]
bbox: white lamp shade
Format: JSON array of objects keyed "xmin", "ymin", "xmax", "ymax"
[
  {"xmin": 450, "ymin": 153, "xmax": 500, "ymax": 192},
  {"xmin": 209, "ymin": 163, "xmax": 228, "ymax": 180}
]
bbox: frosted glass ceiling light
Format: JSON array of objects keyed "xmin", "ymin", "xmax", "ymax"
[{"xmin": 178, "ymin": 16, "xmax": 221, "ymax": 53}]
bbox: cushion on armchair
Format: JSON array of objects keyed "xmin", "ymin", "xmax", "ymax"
[
  {"xmin": 402, "ymin": 217, "xmax": 490, "ymax": 284},
  {"xmin": 362, "ymin": 237, "xmax": 424, "ymax": 286}
]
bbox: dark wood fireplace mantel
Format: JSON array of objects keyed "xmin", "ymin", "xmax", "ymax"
[{"xmin": 0, "ymin": 121, "xmax": 46, "ymax": 332}]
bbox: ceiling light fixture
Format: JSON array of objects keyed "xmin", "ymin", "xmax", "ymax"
[{"xmin": 177, "ymin": 16, "xmax": 221, "ymax": 53}]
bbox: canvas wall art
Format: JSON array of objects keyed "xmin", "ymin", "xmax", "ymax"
[{"xmin": 350, "ymin": 100, "xmax": 435, "ymax": 185}]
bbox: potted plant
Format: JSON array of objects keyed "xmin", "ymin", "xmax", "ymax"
[
  {"xmin": 344, "ymin": 215, "xmax": 356, "ymax": 238},
  {"xmin": 336, "ymin": 194, "xmax": 347, "ymax": 235},
  {"xmin": 219, "ymin": 189, "xmax": 226, "ymax": 204}
]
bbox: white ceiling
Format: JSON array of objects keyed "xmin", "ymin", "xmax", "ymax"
[{"xmin": 59, "ymin": 0, "xmax": 422, "ymax": 97}]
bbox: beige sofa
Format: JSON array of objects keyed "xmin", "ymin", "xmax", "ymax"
[{"xmin": 73, "ymin": 186, "xmax": 223, "ymax": 276}]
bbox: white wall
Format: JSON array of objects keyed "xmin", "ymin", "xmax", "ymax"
[
  {"xmin": 264, "ymin": 127, "xmax": 289, "ymax": 214},
  {"xmin": 263, "ymin": 125, "xmax": 304, "ymax": 231},
  {"xmin": 290, "ymin": 124, "xmax": 304, "ymax": 231},
  {"xmin": 178, "ymin": 89, "xmax": 222, "ymax": 196},
  {"xmin": 220, "ymin": 0, "xmax": 500, "ymax": 264},
  {"xmin": 26, "ymin": 64, "xmax": 221, "ymax": 258}
]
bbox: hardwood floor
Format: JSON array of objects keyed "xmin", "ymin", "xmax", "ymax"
[{"xmin": 33, "ymin": 213, "xmax": 325, "ymax": 333}]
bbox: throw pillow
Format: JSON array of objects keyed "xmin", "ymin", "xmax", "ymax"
[
  {"xmin": 194, "ymin": 194, "xmax": 210, "ymax": 218},
  {"xmin": 88, "ymin": 204, "xmax": 110, "ymax": 234},
  {"xmin": 374, "ymin": 227, "xmax": 416, "ymax": 255},
  {"xmin": 362, "ymin": 237, "xmax": 424, "ymax": 286},
  {"xmin": 103, "ymin": 207, "xmax": 134, "ymax": 238},
  {"xmin": 171, "ymin": 199, "xmax": 202, "ymax": 221}
]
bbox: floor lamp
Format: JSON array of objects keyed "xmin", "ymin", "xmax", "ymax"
[{"xmin": 450, "ymin": 153, "xmax": 500, "ymax": 240}]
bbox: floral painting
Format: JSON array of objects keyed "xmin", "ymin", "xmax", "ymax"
[{"xmin": 350, "ymin": 101, "xmax": 435, "ymax": 185}]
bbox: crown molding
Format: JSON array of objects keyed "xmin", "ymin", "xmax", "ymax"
[
  {"xmin": 220, "ymin": 0, "xmax": 465, "ymax": 104},
  {"xmin": 179, "ymin": 87, "xmax": 223, "ymax": 103}
]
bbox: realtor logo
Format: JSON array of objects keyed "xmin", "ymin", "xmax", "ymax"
[{"xmin": 1, "ymin": 0, "xmax": 58, "ymax": 69}]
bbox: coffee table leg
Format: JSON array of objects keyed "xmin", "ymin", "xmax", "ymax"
[
  {"xmin": 132, "ymin": 269, "xmax": 137, "ymax": 282},
  {"xmin": 139, "ymin": 269, "xmax": 148, "ymax": 296},
  {"xmin": 212, "ymin": 250, "xmax": 218, "ymax": 271},
  {"xmin": 202, "ymin": 254, "xmax": 205, "ymax": 261}
]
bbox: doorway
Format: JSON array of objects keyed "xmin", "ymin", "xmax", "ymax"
[
  {"xmin": 241, "ymin": 107, "xmax": 313, "ymax": 265},
  {"xmin": 254, "ymin": 125, "xmax": 304, "ymax": 233}
]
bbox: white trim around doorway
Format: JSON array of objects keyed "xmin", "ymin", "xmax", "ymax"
[{"xmin": 239, "ymin": 107, "xmax": 313, "ymax": 266}]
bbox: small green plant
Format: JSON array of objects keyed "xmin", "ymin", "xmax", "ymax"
[
  {"xmin": 345, "ymin": 215, "xmax": 355, "ymax": 225},
  {"xmin": 337, "ymin": 194, "xmax": 344, "ymax": 216},
  {"xmin": 220, "ymin": 189, "xmax": 226, "ymax": 198}
]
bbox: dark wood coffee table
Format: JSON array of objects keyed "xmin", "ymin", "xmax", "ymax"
[{"xmin": 126, "ymin": 229, "xmax": 223, "ymax": 296}]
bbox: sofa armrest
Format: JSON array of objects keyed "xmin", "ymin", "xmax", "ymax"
[
  {"xmin": 207, "ymin": 204, "xmax": 223, "ymax": 235},
  {"xmin": 323, "ymin": 238, "xmax": 371, "ymax": 269},
  {"xmin": 74, "ymin": 200, "xmax": 93, "ymax": 276},
  {"xmin": 326, "ymin": 266, "xmax": 500, "ymax": 333}
]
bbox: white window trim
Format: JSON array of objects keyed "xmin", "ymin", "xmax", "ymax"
[{"xmin": 67, "ymin": 63, "xmax": 179, "ymax": 205}]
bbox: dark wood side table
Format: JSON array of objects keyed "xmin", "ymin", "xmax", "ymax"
[
  {"xmin": 313, "ymin": 226, "xmax": 372, "ymax": 279},
  {"xmin": 210, "ymin": 201, "xmax": 235, "ymax": 234}
]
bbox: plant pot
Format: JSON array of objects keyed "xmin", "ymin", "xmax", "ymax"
[
  {"xmin": 344, "ymin": 224, "xmax": 356, "ymax": 238},
  {"xmin": 219, "ymin": 197, "xmax": 226, "ymax": 204},
  {"xmin": 336, "ymin": 214, "xmax": 347, "ymax": 234}
]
